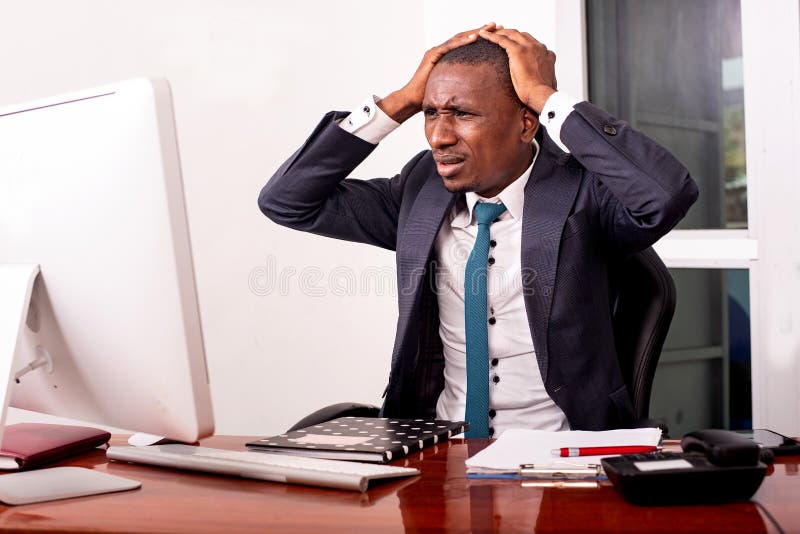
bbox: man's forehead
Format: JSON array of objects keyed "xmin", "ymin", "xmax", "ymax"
[{"xmin": 424, "ymin": 62, "xmax": 502, "ymax": 103}]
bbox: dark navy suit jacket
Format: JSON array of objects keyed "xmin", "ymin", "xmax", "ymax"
[{"xmin": 259, "ymin": 101, "xmax": 698, "ymax": 430}]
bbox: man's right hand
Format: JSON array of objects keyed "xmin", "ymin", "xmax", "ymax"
[{"xmin": 377, "ymin": 23, "xmax": 498, "ymax": 123}]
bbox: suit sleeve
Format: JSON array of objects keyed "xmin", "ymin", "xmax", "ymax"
[
  {"xmin": 560, "ymin": 101, "xmax": 699, "ymax": 253},
  {"xmin": 259, "ymin": 111, "xmax": 421, "ymax": 252}
]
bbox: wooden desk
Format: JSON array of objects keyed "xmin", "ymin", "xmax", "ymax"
[{"xmin": 0, "ymin": 435, "xmax": 797, "ymax": 533}]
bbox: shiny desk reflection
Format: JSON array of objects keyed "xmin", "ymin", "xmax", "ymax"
[{"xmin": 0, "ymin": 435, "xmax": 797, "ymax": 533}]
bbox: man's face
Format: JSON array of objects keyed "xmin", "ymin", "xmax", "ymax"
[{"xmin": 423, "ymin": 62, "xmax": 537, "ymax": 198}]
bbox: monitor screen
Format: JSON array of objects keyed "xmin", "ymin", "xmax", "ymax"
[{"xmin": 0, "ymin": 78, "xmax": 214, "ymax": 443}]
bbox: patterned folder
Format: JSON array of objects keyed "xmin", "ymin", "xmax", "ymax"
[{"xmin": 246, "ymin": 417, "xmax": 468, "ymax": 463}]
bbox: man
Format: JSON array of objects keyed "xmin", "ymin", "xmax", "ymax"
[{"xmin": 259, "ymin": 25, "xmax": 698, "ymax": 437}]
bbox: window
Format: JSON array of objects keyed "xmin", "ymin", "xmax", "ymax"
[
  {"xmin": 651, "ymin": 269, "xmax": 751, "ymax": 435},
  {"xmin": 587, "ymin": 0, "xmax": 746, "ymax": 229}
]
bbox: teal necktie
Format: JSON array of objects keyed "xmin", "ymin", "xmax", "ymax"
[{"xmin": 464, "ymin": 201, "xmax": 507, "ymax": 438}]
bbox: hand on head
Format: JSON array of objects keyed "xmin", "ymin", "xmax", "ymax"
[
  {"xmin": 478, "ymin": 28, "xmax": 557, "ymax": 114},
  {"xmin": 378, "ymin": 23, "xmax": 498, "ymax": 123},
  {"xmin": 378, "ymin": 24, "xmax": 557, "ymax": 122}
]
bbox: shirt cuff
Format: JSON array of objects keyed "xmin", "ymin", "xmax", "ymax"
[
  {"xmin": 337, "ymin": 95, "xmax": 401, "ymax": 145},
  {"xmin": 540, "ymin": 91, "xmax": 582, "ymax": 154}
]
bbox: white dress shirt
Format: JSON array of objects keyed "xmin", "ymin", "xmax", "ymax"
[{"xmin": 339, "ymin": 91, "xmax": 581, "ymax": 436}]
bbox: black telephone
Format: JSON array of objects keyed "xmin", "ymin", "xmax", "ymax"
[{"xmin": 602, "ymin": 429, "xmax": 770, "ymax": 506}]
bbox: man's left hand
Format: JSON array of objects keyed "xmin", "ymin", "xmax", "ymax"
[{"xmin": 478, "ymin": 28, "xmax": 557, "ymax": 114}]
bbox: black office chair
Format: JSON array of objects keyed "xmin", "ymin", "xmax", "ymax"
[
  {"xmin": 611, "ymin": 247, "xmax": 675, "ymax": 425},
  {"xmin": 288, "ymin": 246, "xmax": 675, "ymax": 434}
]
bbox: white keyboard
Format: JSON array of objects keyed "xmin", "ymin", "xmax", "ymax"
[{"xmin": 106, "ymin": 444, "xmax": 420, "ymax": 492}]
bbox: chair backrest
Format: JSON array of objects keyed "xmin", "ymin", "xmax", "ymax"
[{"xmin": 611, "ymin": 247, "xmax": 676, "ymax": 420}]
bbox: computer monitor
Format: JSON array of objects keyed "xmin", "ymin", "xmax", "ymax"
[{"xmin": 0, "ymin": 78, "xmax": 215, "ymax": 445}]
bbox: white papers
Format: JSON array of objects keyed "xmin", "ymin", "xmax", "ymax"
[{"xmin": 465, "ymin": 428, "xmax": 662, "ymax": 474}]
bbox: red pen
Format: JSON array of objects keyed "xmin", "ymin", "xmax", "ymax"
[{"xmin": 552, "ymin": 445, "xmax": 658, "ymax": 457}]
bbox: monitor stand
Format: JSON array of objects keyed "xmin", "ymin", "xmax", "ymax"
[
  {"xmin": 0, "ymin": 263, "xmax": 41, "ymax": 434},
  {"xmin": 128, "ymin": 433, "xmax": 179, "ymax": 446},
  {"xmin": 0, "ymin": 263, "xmax": 141, "ymax": 505}
]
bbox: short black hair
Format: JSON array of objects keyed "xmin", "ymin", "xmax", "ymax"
[{"xmin": 438, "ymin": 37, "xmax": 519, "ymax": 103}]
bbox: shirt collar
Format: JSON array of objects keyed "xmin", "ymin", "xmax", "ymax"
[{"xmin": 451, "ymin": 138, "xmax": 540, "ymax": 229}]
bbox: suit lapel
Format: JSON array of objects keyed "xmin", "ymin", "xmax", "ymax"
[
  {"xmin": 393, "ymin": 174, "xmax": 455, "ymax": 366},
  {"xmin": 522, "ymin": 133, "xmax": 581, "ymax": 382}
]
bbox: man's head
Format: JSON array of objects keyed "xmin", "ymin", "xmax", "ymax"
[{"xmin": 423, "ymin": 38, "xmax": 538, "ymax": 197}]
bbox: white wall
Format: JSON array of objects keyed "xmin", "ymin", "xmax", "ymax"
[
  {"xmin": 1, "ymin": 0, "xmax": 428, "ymax": 435},
  {"xmin": 740, "ymin": 0, "xmax": 800, "ymax": 435}
]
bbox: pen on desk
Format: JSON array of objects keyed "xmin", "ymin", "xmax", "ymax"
[{"xmin": 552, "ymin": 446, "xmax": 658, "ymax": 457}]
